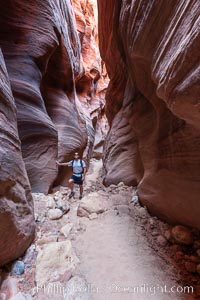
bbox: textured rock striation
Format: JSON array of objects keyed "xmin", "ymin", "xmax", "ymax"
[
  {"xmin": 0, "ymin": 0, "xmax": 108, "ymax": 265},
  {"xmin": 0, "ymin": 0, "xmax": 108, "ymax": 192},
  {"xmin": 72, "ymin": 0, "xmax": 109, "ymax": 161},
  {"xmin": 98, "ymin": 0, "xmax": 200, "ymax": 229},
  {"xmin": 0, "ymin": 49, "xmax": 35, "ymax": 266}
]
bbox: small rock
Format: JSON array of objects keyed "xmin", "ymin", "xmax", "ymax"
[
  {"xmin": 64, "ymin": 276, "xmax": 90, "ymax": 300},
  {"xmin": 46, "ymin": 196, "xmax": 55, "ymax": 209},
  {"xmin": 60, "ymin": 223, "xmax": 73, "ymax": 238},
  {"xmin": 197, "ymin": 264, "xmax": 200, "ymax": 275},
  {"xmin": 37, "ymin": 235, "xmax": 58, "ymax": 246},
  {"xmin": 88, "ymin": 213, "xmax": 98, "ymax": 220},
  {"xmin": 48, "ymin": 208, "xmax": 63, "ymax": 220},
  {"xmin": 174, "ymin": 251, "xmax": 184, "ymax": 262},
  {"xmin": 0, "ymin": 293, "xmax": 6, "ymax": 300},
  {"xmin": 110, "ymin": 184, "xmax": 117, "ymax": 189},
  {"xmin": 10, "ymin": 292, "xmax": 33, "ymax": 300},
  {"xmin": 151, "ymin": 231, "xmax": 159, "ymax": 237},
  {"xmin": 11, "ymin": 261, "xmax": 25, "ymax": 275},
  {"xmin": 1, "ymin": 277, "xmax": 18, "ymax": 298},
  {"xmin": 169, "ymin": 244, "xmax": 181, "ymax": 253},
  {"xmin": 171, "ymin": 225, "xmax": 194, "ymax": 245},
  {"xmin": 188, "ymin": 255, "xmax": 200, "ymax": 263},
  {"xmin": 194, "ymin": 240, "xmax": 200, "ymax": 249},
  {"xmin": 185, "ymin": 262, "xmax": 197, "ymax": 273},
  {"xmin": 157, "ymin": 235, "xmax": 167, "ymax": 247},
  {"xmin": 117, "ymin": 182, "xmax": 125, "ymax": 188},
  {"xmin": 130, "ymin": 195, "xmax": 139, "ymax": 205},
  {"xmin": 164, "ymin": 230, "xmax": 172, "ymax": 241},
  {"xmin": 149, "ymin": 218, "xmax": 155, "ymax": 228},
  {"xmin": 137, "ymin": 207, "xmax": 148, "ymax": 218},
  {"xmin": 116, "ymin": 205, "xmax": 130, "ymax": 215}
]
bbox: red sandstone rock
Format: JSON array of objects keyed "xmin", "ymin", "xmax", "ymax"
[
  {"xmin": 0, "ymin": 50, "xmax": 35, "ymax": 266},
  {"xmin": 98, "ymin": 0, "xmax": 200, "ymax": 228},
  {"xmin": 0, "ymin": 0, "xmax": 108, "ymax": 192}
]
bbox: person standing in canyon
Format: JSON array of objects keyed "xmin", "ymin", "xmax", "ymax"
[{"xmin": 56, "ymin": 152, "xmax": 87, "ymax": 199}]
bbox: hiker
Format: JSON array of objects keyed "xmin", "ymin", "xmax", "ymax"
[{"xmin": 56, "ymin": 152, "xmax": 87, "ymax": 199}]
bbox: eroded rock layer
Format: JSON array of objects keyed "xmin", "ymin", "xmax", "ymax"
[
  {"xmin": 0, "ymin": 49, "xmax": 35, "ymax": 266},
  {"xmin": 98, "ymin": 0, "xmax": 200, "ymax": 229},
  {"xmin": 0, "ymin": 0, "xmax": 108, "ymax": 265},
  {"xmin": 0, "ymin": 0, "xmax": 107, "ymax": 192}
]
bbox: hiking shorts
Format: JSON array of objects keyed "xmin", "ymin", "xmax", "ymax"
[{"xmin": 70, "ymin": 174, "xmax": 83, "ymax": 185}]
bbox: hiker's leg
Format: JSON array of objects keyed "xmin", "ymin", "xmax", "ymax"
[
  {"xmin": 79, "ymin": 184, "xmax": 83, "ymax": 198},
  {"xmin": 69, "ymin": 179, "xmax": 74, "ymax": 192}
]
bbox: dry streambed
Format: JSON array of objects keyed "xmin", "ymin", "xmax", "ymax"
[{"xmin": 0, "ymin": 160, "xmax": 200, "ymax": 300}]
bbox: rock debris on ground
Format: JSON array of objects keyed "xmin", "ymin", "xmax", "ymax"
[{"xmin": 0, "ymin": 159, "xmax": 200, "ymax": 300}]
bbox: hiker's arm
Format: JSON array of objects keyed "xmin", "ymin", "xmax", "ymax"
[
  {"xmin": 82, "ymin": 167, "xmax": 87, "ymax": 180},
  {"xmin": 56, "ymin": 161, "xmax": 72, "ymax": 167}
]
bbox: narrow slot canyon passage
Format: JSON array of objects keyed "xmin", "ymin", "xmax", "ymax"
[{"xmin": 0, "ymin": 0, "xmax": 200, "ymax": 300}]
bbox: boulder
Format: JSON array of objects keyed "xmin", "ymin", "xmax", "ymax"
[
  {"xmin": 77, "ymin": 192, "xmax": 107, "ymax": 217},
  {"xmin": 48, "ymin": 209, "xmax": 63, "ymax": 220},
  {"xmin": 36, "ymin": 241, "xmax": 79, "ymax": 286},
  {"xmin": 64, "ymin": 276, "xmax": 90, "ymax": 300}
]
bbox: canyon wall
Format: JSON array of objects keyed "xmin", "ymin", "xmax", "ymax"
[
  {"xmin": 98, "ymin": 0, "xmax": 200, "ymax": 229},
  {"xmin": 0, "ymin": 49, "xmax": 35, "ymax": 266},
  {"xmin": 0, "ymin": 0, "xmax": 107, "ymax": 193},
  {"xmin": 0, "ymin": 0, "xmax": 107, "ymax": 265}
]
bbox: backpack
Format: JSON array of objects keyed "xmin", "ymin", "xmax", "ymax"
[{"xmin": 72, "ymin": 159, "xmax": 84, "ymax": 174}]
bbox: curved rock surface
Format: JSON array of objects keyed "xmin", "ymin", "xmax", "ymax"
[
  {"xmin": 0, "ymin": 0, "xmax": 108, "ymax": 265},
  {"xmin": 0, "ymin": 0, "xmax": 108, "ymax": 192},
  {"xmin": 0, "ymin": 49, "xmax": 35, "ymax": 266},
  {"xmin": 98, "ymin": 0, "xmax": 200, "ymax": 229}
]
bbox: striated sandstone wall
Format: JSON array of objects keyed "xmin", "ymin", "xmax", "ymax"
[
  {"xmin": 0, "ymin": 49, "xmax": 35, "ymax": 266},
  {"xmin": 0, "ymin": 0, "xmax": 107, "ymax": 193},
  {"xmin": 98, "ymin": 0, "xmax": 200, "ymax": 229},
  {"xmin": 0, "ymin": 0, "xmax": 108, "ymax": 265}
]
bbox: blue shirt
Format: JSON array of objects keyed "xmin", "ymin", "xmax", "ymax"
[{"xmin": 67, "ymin": 159, "xmax": 86, "ymax": 177}]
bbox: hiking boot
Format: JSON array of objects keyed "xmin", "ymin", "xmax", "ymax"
[
  {"xmin": 79, "ymin": 194, "xmax": 83, "ymax": 200},
  {"xmin": 69, "ymin": 191, "xmax": 75, "ymax": 199}
]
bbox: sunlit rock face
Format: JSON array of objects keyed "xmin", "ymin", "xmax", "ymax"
[
  {"xmin": 0, "ymin": 0, "xmax": 108, "ymax": 192},
  {"xmin": 98, "ymin": 0, "xmax": 200, "ymax": 229},
  {"xmin": 0, "ymin": 49, "xmax": 35, "ymax": 266},
  {"xmin": 72, "ymin": 0, "xmax": 109, "ymax": 161}
]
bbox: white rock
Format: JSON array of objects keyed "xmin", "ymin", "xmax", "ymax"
[
  {"xmin": 116, "ymin": 205, "xmax": 130, "ymax": 215},
  {"xmin": 10, "ymin": 292, "xmax": 33, "ymax": 300},
  {"xmin": 61, "ymin": 223, "xmax": 73, "ymax": 238},
  {"xmin": 48, "ymin": 209, "xmax": 63, "ymax": 220},
  {"xmin": 77, "ymin": 192, "xmax": 107, "ymax": 217},
  {"xmin": 117, "ymin": 182, "xmax": 125, "ymax": 187},
  {"xmin": 46, "ymin": 196, "xmax": 55, "ymax": 209},
  {"xmin": 88, "ymin": 213, "xmax": 98, "ymax": 220},
  {"xmin": 36, "ymin": 241, "xmax": 79, "ymax": 286},
  {"xmin": 37, "ymin": 235, "xmax": 58, "ymax": 246},
  {"xmin": 0, "ymin": 293, "xmax": 6, "ymax": 300},
  {"xmin": 137, "ymin": 207, "xmax": 148, "ymax": 218},
  {"xmin": 64, "ymin": 276, "xmax": 90, "ymax": 300},
  {"xmin": 131, "ymin": 195, "xmax": 139, "ymax": 205}
]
